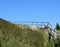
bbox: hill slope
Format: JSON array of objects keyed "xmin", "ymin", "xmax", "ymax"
[{"xmin": 0, "ymin": 18, "xmax": 48, "ymax": 47}]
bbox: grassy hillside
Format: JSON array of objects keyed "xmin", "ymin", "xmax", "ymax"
[{"xmin": 0, "ymin": 18, "xmax": 49, "ymax": 47}]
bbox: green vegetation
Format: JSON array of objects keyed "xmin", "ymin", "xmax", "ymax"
[
  {"xmin": 55, "ymin": 23, "xmax": 60, "ymax": 30},
  {"xmin": 0, "ymin": 18, "xmax": 60, "ymax": 47},
  {"xmin": 0, "ymin": 18, "xmax": 49, "ymax": 47}
]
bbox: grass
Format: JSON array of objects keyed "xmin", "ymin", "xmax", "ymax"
[{"xmin": 0, "ymin": 18, "xmax": 50, "ymax": 47}]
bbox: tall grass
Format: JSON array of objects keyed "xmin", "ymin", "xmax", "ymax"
[{"xmin": 0, "ymin": 18, "xmax": 48, "ymax": 47}]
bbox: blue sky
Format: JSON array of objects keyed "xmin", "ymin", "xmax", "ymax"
[{"xmin": 0, "ymin": 0, "xmax": 60, "ymax": 28}]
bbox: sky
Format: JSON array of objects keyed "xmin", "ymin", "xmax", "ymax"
[{"xmin": 0, "ymin": 0, "xmax": 60, "ymax": 28}]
